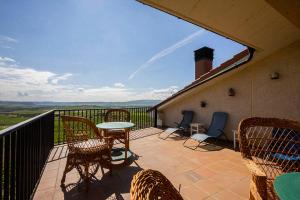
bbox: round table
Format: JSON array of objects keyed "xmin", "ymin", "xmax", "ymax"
[
  {"xmin": 274, "ymin": 172, "xmax": 300, "ymax": 200},
  {"xmin": 96, "ymin": 122, "xmax": 135, "ymax": 168},
  {"xmin": 97, "ymin": 122, "xmax": 135, "ymax": 130}
]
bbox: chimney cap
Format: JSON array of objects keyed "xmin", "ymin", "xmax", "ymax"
[{"xmin": 194, "ymin": 46, "xmax": 214, "ymax": 61}]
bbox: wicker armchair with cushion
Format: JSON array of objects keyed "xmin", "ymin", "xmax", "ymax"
[
  {"xmin": 130, "ymin": 169, "xmax": 183, "ymax": 200},
  {"xmin": 238, "ymin": 117, "xmax": 300, "ymax": 200},
  {"xmin": 61, "ymin": 116, "xmax": 114, "ymax": 191}
]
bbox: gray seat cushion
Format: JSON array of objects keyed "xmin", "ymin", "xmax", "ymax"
[{"xmin": 191, "ymin": 133, "xmax": 211, "ymax": 141}]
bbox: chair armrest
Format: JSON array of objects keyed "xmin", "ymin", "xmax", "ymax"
[
  {"xmin": 243, "ymin": 159, "xmax": 266, "ymax": 177},
  {"xmin": 243, "ymin": 159, "xmax": 267, "ymax": 200}
]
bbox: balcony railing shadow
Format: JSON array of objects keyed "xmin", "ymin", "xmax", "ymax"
[{"xmin": 61, "ymin": 165, "xmax": 143, "ymax": 200}]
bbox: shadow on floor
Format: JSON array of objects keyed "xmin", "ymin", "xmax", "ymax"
[
  {"xmin": 61, "ymin": 165, "xmax": 143, "ymax": 200},
  {"xmin": 158, "ymin": 131, "xmax": 235, "ymax": 152},
  {"xmin": 184, "ymin": 138, "xmax": 235, "ymax": 152},
  {"xmin": 49, "ymin": 127, "xmax": 165, "ymax": 163}
]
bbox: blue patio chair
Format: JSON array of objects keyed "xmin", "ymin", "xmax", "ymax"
[
  {"xmin": 183, "ymin": 112, "xmax": 228, "ymax": 149},
  {"xmin": 159, "ymin": 110, "xmax": 194, "ymax": 140},
  {"xmin": 270, "ymin": 128, "xmax": 300, "ymax": 161}
]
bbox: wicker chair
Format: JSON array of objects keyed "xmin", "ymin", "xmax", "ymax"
[
  {"xmin": 238, "ymin": 117, "xmax": 300, "ymax": 200},
  {"xmin": 105, "ymin": 109, "xmax": 130, "ymax": 123},
  {"xmin": 104, "ymin": 109, "xmax": 131, "ymax": 141},
  {"xmin": 130, "ymin": 169, "xmax": 184, "ymax": 200},
  {"xmin": 61, "ymin": 116, "xmax": 114, "ymax": 191}
]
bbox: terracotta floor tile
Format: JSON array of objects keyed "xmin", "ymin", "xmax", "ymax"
[
  {"xmin": 228, "ymin": 177, "xmax": 250, "ymax": 199},
  {"xmin": 181, "ymin": 184, "xmax": 210, "ymax": 200},
  {"xmin": 210, "ymin": 189, "xmax": 247, "ymax": 200},
  {"xmin": 169, "ymin": 173, "xmax": 195, "ymax": 189},
  {"xmin": 194, "ymin": 179, "xmax": 225, "ymax": 195},
  {"xmin": 44, "ymin": 161, "xmax": 60, "ymax": 171},
  {"xmin": 42, "ymin": 168, "xmax": 59, "ymax": 180},
  {"xmin": 183, "ymin": 170, "xmax": 203, "ymax": 183},
  {"xmin": 194, "ymin": 166, "xmax": 217, "ymax": 179},
  {"xmin": 33, "ymin": 188, "xmax": 55, "ymax": 200}
]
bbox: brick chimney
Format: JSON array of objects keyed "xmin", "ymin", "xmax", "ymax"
[{"xmin": 194, "ymin": 47, "xmax": 214, "ymax": 80}]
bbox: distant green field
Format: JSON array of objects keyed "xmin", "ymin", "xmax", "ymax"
[
  {"xmin": 0, "ymin": 109, "xmax": 47, "ymax": 130},
  {"xmin": 0, "ymin": 107, "xmax": 154, "ymax": 144},
  {"xmin": 53, "ymin": 109, "xmax": 153, "ymax": 144}
]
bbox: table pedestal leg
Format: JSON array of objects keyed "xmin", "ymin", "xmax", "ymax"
[{"xmin": 125, "ymin": 129, "xmax": 129, "ymax": 160}]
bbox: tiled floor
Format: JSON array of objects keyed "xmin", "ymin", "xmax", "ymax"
[{"xmin": 33, "ymin": 128, "xmax": 250, "ymax": 200}]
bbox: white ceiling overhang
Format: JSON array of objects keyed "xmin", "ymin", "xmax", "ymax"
[{"xmin": 138, "ymin": 0, "xmax": 300, "ymax": 60}]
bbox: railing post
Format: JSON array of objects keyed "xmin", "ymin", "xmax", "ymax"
[{"xmin": 154, "ymin": 108, "xmax": 158, "ymax": 128}]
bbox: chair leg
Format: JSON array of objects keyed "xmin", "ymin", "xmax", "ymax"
[
  {"xmin": 183, "ymin": 138, "xmax": 204, "ymax": 150},
  {"xmin": 182, "ymin": 138, "xmax": 190, "ymax": 146},
  {"xmin": 84, "ymin": 163, "xmax": 89, "ymax": 192},
  {"xmin": 158, "ymin": 132, "xmax": 175, "ymax": 140},
  {"xmin": 109, "ymin": 166, "xmax": 112, "ymax": 176},
  {"xmin": 107, "ymin": 151, "xmax": 113, "ymax": 176},
  {"xmin": 76, "ymin": 165, "xmax": 85, "ymax": 180},
  {"xmin": 101, "ymin": 166, "xmax": 104, "ymax": 176},
  {"xmin": 222, "ymin": 133, "xmax": 229, "ymax": 142}
]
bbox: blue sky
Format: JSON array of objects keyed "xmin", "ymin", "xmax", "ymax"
[{"xmin": 0, "ymin": 0, "xmax": 246, "ymax": 102}]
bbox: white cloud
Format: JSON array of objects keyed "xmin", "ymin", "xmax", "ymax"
[
  {"xmin": 17, "ymin": 92, "xmax": 29, "ymax": 97},
  {"xmin": 135, "ymin": 86, "xmax": 179, "ymax": 100},
  {"xmin": 0, "ymin": 35, "xmax": 18, "ymax": 49},
  {"xmin": 129, "ymin": 29, "xmax": 205, "ymax": 79},
  {"xmin": 114, "ymin": 82, "xmax": 125, "ymax": 88},
  {"xmin": 0, "ymin": 35, "xmax": 18, "ymax": 43},
  {"xmin": 0, "ymin": 57, "xmax": 178, "ymax": 102},
  {"xmin": 77, "ymin": 87, "xmax": 84, "ymax": 92},
  {"xmin": 50, "ymin": 73, "xmax": 72, "ymax": 84},
  {"xmin": 0, "ymin": 56, "xmax": 16, "ymax": 64}
]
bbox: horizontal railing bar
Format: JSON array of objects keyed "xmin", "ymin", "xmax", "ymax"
[
  {"xmin": 54, "ymin": 107, "xmax": 151, "ymax": 112},
  {"xmin": 0, "ymin": 110, "xmax": 55, "ymax": 136}
]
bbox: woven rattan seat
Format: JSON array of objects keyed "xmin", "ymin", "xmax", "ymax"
[
  {"xmin": 73, "ymin": 139, "xmax": 110, "ymax": 154},
  {"xmin": 130, "ymin": 169, "xmax": 184, "ymax": 200},
  {"xmin": 238, "ymin": 117, "xmax": 300, "ymax": 200},
  {"xmin": 61, "ymin": 116, "xmax": 114, "ymax": 191}
]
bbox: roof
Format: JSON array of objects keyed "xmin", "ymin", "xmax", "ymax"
[
  {"xmin": 138, "ymin": 0, "xmax": 300, "ymax": 61},
  {"xmin": 148, "ymin": 48, "xmax": 253, "ymax": 111}
]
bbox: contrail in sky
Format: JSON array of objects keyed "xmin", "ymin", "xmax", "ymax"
[{"xmin": 129, "ymin": 29, "xmax": 205, "ymax": 80}]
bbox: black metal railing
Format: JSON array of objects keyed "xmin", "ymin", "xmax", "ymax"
[
  {"xmin": 0, "ymin": 107, "xmax": 156, "ymax": 199},
  {"xmin": 54, "ymin": 107, "xmax": 156, "ymax": 145},
  {"xmin": 0, "ymin": 110, "xmax": 54, "ymax": 200}
]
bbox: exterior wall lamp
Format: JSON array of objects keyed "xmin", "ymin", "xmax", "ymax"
[
  {"xmin": 270, "ymin": 72, "xmax": 280, "ymax": 80},
  {"xmin": 228, "ymin": 88, "xmax": 235, "ymax": 96},
  {"xmin": 200, "ymin": 101, "xmax": 207, "ymax": 107}
]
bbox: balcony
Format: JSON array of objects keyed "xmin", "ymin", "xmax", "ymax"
[
  {"xmin": 0, "ymin": 107, "xmax": 251, "ymax": 200},
  {"xmin": 33, "ymin": 131, "xmax": 250, "ymax": 200}
]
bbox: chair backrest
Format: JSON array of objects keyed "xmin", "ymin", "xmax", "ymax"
[
  {"xmin": 238, "ymin": 117, "xmax": 300, "ymax": 180},
  {"xmin": 61, "ymin": 116, "xmax": 101, "ymax": 150},
  {"xmin": 206, "ymin": 112, "xmax": 228, "ymax": 137},
  {"xmin": 178, "ymin": 111, "xmax": 194, "ymax": 129},
  {"xmin": 104, "ymin": 109, "xmax": 130, "ymax": 122},
  {"xmin": 130, "ymin": 169, "xmax": 183, "ymax": 200}
]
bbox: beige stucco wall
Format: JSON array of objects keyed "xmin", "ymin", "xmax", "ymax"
[{"xmin": 159, "ymin": 40, "xmax": 300, "ymax": 140}]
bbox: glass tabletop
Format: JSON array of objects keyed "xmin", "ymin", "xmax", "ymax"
[
  {"xmin": 96, "ymin": 122, "xmax": 135, "ymax": 129},
  {"xmin": 274, "ymin": 172, "xmax": 300, "ymax": 200}
]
